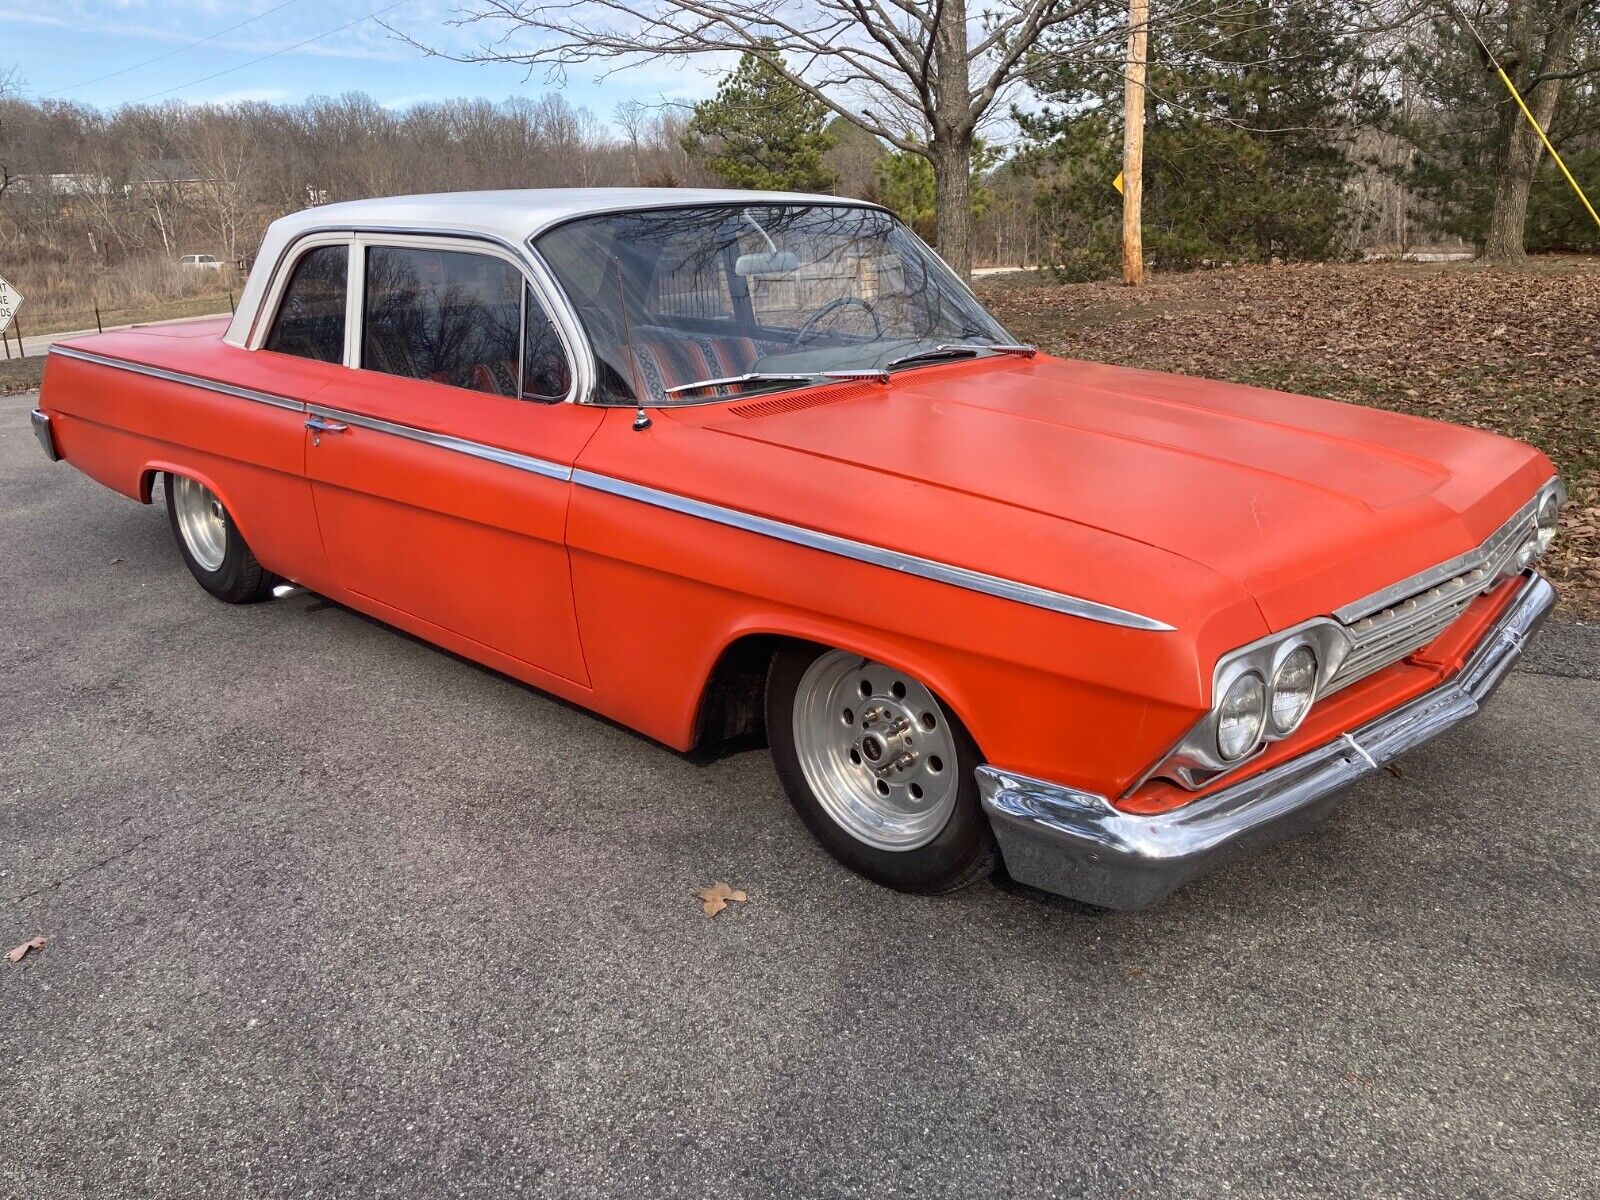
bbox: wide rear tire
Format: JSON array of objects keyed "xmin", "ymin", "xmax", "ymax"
[
  {"xmin": 164, "ymin": 474, "xmax": 277, "ymax": 604},
  {"xmin": 766, "ymin": 646, "xmax": 995, "ymax": 894}
]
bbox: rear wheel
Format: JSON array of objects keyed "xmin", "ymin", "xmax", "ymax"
[
  {"xmin": 164, "ymin": 474, "xmax": 277, "ymax": 604},
  {"xmin": 767, "ymin": 646, "xmax": 995, "ymax": 893}
]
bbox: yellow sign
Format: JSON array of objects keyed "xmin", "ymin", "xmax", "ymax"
[{"xmin": 1112, "ymin": 171, "xmax": 1124, "ymax": 196}]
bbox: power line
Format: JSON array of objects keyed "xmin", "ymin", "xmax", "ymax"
[
  {"xmin": 51, "ymin": 0, "xmax": 309, "ymax": 95},
  {"xmin": 126, "ymin": 0, "xmax": 417, "ymax": 105}
]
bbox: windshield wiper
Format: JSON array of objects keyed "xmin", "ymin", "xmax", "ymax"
[
  {"xmin": 887, "ymin": 342, "xmax": 1038, "ymax": 371},
  {"xmin": 935, "ymin": 341, "xmax": 1037, "ymax": 357},
  {"xmin": 663, "ymin": 371, "xmax": 820, "ymax": 397},
  {"xmin": 887, "ymin": 346, "xmax": 980, "ymax": 369}
]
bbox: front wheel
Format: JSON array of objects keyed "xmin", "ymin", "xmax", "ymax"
[
  {"xmin": 766, "ymin": 647, "xmax": 995, "ymax": 893},
  {"xmin": 164, "ymin": 474, "xmax": 277, "ymax": 604}
]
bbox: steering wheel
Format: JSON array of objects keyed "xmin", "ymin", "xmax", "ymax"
[{"xmin": 793, "ymin": 295, "xmax": 882, "ymax": 345}]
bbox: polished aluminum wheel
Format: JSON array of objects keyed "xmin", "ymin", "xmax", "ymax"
[
  {"xmin": 170, "ymin": 476, "xmax": 228, "ymax": 572},
  {"xmin": 791, "ymin": 651, "xmax": 960, "ymax": 851}
]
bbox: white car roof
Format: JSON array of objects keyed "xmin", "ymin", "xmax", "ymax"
[{"xmin": 226, "ymin": 187, "xmax": 877, "ymax": 347}]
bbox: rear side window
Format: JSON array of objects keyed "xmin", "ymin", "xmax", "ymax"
[
  {"xmin": 362, "ymin": 246, "xmax": 525, "ymax": 397},
  {"xmin": 264, "ymin": 244, "xmax": 348, "ymax": 363}
]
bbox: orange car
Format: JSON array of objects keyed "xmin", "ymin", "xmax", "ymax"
[{"xmin": 32, "ymin": 189, "xmax": 1563, "ymax": 908}]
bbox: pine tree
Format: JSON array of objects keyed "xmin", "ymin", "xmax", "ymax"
[
  {"xmin": 684, "ymin": 49, "xmax": 839, "ymax": 194},
  {"xmin": 1021, "ymin": 0, "xmax": 1385, "ymax": 278}
]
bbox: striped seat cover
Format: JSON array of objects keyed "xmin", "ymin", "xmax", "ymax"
[{"xmin": 628, "ymin": 325, "xmax": 786, "ymax": 401}]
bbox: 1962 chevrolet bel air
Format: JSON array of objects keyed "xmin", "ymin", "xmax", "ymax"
[{"xmin": 32, "ymin": 188, "xmax": 1564, "ymax": 909}]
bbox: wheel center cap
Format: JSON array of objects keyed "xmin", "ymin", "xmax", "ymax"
[{"xmin": 861, "ymin": 735, "xmax": 885, "ymax": 763}]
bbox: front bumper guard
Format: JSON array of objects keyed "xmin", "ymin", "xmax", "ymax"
[{"xmin": 978, "ymin": 573, "xmax": 1555, "ymax": 910}]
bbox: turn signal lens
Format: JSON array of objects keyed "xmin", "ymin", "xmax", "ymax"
[
  {"xmin": 1270, "ymin": 645, "xmax": 1318, "ymax": 736},
  {"xmin": 1216, "ymin": 672, "xmax": 1266, "ymax": 761}
]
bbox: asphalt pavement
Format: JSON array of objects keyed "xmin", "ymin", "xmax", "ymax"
[{"xmin": 2, "ymin": 391, "xmax": 1597, "ymax": 1199}]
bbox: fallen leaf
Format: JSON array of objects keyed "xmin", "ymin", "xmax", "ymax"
[
  {"xmin": 6, "ymin": 937, "xmax": 46, "ymax": 964},
  {"xmin": 695, "ymin": 882, "xmax": 748, "ymax": 918},
  {"xmin": 1345, "ymin": 1070, "xmax": 1374, "ymax": 1089},
  {"xmin": 1385, "ymin": 763, "xmax": 1405, "ymax": 779}
]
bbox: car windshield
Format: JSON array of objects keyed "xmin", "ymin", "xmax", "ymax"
[{"xmin": 533, "ymin": 203, "xmax": 1015, "ymax": 406}]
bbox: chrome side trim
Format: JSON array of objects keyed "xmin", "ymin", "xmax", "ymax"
[
  {"xmin": 49, "ymin": 345, "xmax": 303, "ymax": 412},
  {"xmin": 979, "ymin": 572, "xmax": 1555, "ymax": 910},
  {"xmin": 572, "ymin": 468, "xmax": 1174, "ymax": 631},
  {"xmin": 306, "ymin": 404, "xmax": 572, "ymax": 482},
  {"xmin": 47, "ymin": 340, "xmax": 1170, "ymax": 630}
]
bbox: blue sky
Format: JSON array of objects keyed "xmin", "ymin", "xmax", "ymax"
[{"xmin": 2, "ymin": 0, "xmax": 721, "ymax": 122}]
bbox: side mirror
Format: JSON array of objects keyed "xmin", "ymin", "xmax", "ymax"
[{"xmin": 735, "ymin": 250, "xmax": 800, "ymax": 277}]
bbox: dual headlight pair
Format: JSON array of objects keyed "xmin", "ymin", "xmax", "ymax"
[
  {"xmin": 1193, "ymin": 621, "xmax": 1352, "ymax": 779},
  {"xmin": 1146, "ymin": 619, "xmax": 1353, "ymax": 789},
  {"xmin": 1152, "ymin": 477, "xmax": 1566, "ymax": 791},
  {"xmin": 1217, "ymin": 643, "xmax": 1319, "ymax": 760}
]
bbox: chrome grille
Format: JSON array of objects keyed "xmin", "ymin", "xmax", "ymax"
[{"xmin": 1326, "ymin": 498, "xmax": 1538, "ymax": 694}]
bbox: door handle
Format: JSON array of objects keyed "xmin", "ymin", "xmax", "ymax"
[{"xmin": 306, "ymin": 415, "xmax": 349, "ymax": 434}]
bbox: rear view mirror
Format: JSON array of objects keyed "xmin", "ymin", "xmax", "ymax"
[{"xmin": 735, "ymin": 251, "xmax": 800, "ymax": 277}]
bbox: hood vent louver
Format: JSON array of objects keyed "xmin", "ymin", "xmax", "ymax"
[{"xmin": 729, "ymin": 383, "xmax": 877, "ymax": 418}]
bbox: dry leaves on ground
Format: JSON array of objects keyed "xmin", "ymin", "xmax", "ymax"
[
  {"xmin": 6, "ymin": 937, "xmax": 46, "ymax": 963},
  {"xmin": 980, "ymin": 257, "xmax": 1600, "ymax": 618},
  {"xmin": 695, "ymin": 883, "xmax": 748, "ymax": 918}
]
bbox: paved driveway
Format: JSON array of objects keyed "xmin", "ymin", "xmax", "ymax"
[{"xmin": 3, "ymin": 392, "xmax": 1597, "ymax": 1198}]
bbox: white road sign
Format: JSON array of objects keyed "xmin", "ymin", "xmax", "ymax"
[{"xmin": 0, "ymin": 274, "xmax": 22, "ymax": 336}]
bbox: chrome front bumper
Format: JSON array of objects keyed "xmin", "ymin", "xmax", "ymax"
[
  {"xmin": 31, "ymin": 409, "xmax": 60, "ymax": 462},
  {"xmin": 978, "ymin": 573, "xmax": 1556, "ymax": 910}
]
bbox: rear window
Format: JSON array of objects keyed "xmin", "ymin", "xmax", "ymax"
[{"xmin": 264, "ymin": 245, "xmax": 347, "ymax": 363}]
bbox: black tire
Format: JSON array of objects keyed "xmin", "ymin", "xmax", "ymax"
[
  {"xmin": 766, "ymin": 645, "xmax": 995, "ymax": 894},
  {"xmin": 163, "ymin": 474, "xmax": 278, "ymax": 604}
]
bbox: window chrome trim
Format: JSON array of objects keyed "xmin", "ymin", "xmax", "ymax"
[
  {"xmin": 244, "ymin": 224, "xmax": 587, "ymax": 405},
  {"xmin": 571, "ymin": 469, "xmax": 1174, "ymax": 631},
  {"xmin": 48, "ymin": 345, "xmax": 304, "ymax": 412},
  {"xmin": 306, "ymin": 403, "xmax": 572, "ymax": 482}
]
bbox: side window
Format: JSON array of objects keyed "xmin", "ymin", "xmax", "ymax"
[
  {"xmin": 362, "ymin": 246, "xmax": 522, "ymax": 397},
  {"xmin": 522, "ymin": 283, "xmax": 572, "ymax": 402},
  {"xmin": 264, "ymin": 244, "xmax": 348, "ymax": 363}
]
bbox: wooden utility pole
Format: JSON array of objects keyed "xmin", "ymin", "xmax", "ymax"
[{"xmin": 1122, "ymin": 0, "xmax": 1148, "ymax": 285}]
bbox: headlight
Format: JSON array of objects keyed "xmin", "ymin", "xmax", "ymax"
[
  {"xmin": 1270, "ymin": 644, "xmax": 1318, "ymax": 735},
  {"xmin": 1216, "ymin": 672, "xmax": 1266, "ymax": 761},
  {"xmin": 1535, "ymin": 486, "xmax": 1562, "ymax": 556}
]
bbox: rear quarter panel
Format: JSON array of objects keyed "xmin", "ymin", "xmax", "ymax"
[{"xmin": 40, "ymin": 325, "xmax": 337, "ymax": 588}]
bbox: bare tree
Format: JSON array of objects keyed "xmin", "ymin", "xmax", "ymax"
[
  {"xmin": 0, "ymin": 64, "xmax": 23, "ymax": 201},
  {"xmin": 180, "ymin": 112, "xmax": 259, "ymax": 263},
  {"xmin": 390, "ymin": 1, "xmax": 1119, "ymax": 278}
]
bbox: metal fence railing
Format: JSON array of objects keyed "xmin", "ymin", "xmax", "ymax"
[{"xmin": 0, "ymin": 288, "xmax": 236, "ymax": 361}]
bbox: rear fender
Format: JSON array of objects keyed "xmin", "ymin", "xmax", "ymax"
[{"xmin": 138, "ymin": 460, "xmax": 261, "ymax": 552}]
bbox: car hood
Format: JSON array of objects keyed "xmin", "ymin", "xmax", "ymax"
[{"xmin": 692, "ymin": 354, "xmax": 1552, "ymax": 630}]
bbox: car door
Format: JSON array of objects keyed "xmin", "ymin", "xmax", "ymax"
[{"xmin": 305, "ymin": 235, "xmax": 603, "ymax": 686}]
